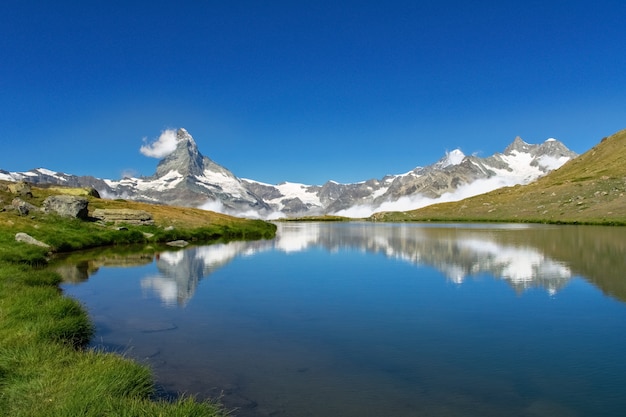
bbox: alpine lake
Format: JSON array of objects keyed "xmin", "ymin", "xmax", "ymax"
[{"xmin": 56, "ymin": 222, "xmax": 626, "ymax": 417}]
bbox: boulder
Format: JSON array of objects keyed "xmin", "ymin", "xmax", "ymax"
[
  {"xmin": 11, "ymin": 198, "xmax": 39, "ymax": 216},
  {"xmin": 42, "ymin": 195, "xmax": 89, "ymax": 219},
  {"xmin": 86, "ymin": 187, "xmax": 101, "ymax": 198},
  {"xmin": 166, "ymin": 240, "xmax": 189, "ymax": 247},
  {"xmin": 8, "ymin": 181, "xmax": 33, "ymax": 197},
  {"xmin": 92, "ymin": 208, "xmax": 154, "ymax": 225},
  {"xmin": 15, "ymin": 232, "xmax": 50, "ymax": 248}
]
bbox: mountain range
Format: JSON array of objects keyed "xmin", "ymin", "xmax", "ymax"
[
  {"xmin": 373, "ymin": 127, "xmax": 626, "ymax": 224},
  {"xmin": 0, "ymin": 128, "xmax": 578, "ymax": 218}
]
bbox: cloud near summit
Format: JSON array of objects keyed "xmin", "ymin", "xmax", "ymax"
[{"xmin": 140, "ymin": 129, "xmax": 179, "ymax": 158}]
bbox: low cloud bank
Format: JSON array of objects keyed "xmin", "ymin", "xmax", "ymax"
[
  {"xmin": 198, "ymin": 199, "xmax": 285, "ymax": 220},
  {"xmin": 335, "ymin": 175, "xmax": 524, "ymax": 218},
  {"xmin": 140, "ymin": 129, "xmax": 179, "ymax": 158}
]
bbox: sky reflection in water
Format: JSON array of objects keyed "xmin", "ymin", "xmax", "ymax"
[{"xmin": 60, "ymin": 223, "xmax": 626, "ymax": 417}]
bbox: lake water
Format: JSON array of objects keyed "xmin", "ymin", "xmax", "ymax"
[{"xmin": 59, "ymin": 222, "xmax": 626, "ymax": 417}]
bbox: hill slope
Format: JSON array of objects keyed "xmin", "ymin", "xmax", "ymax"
[
  {"xmin": 0, "ymin": 181, "xmax": 276, "ymax": 249},
  {"xmin": 371, "ymin": 128, "xmax": 626, "ymax": 224}
]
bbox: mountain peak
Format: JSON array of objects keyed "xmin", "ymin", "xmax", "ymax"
[
  {"xmin": 176, "ymin": 128, "xmax": 193, "ymax": 142},
  {"xmin": 155, "ymin": 128, "xmax": 205, "ymax": 178},
  {"xmin": 504, "ymin": 136, "xmax": 532, "ymax": 154},
  {"xmin": 534, "ymin": 137, "xmax": 577, "ymax": 159}
]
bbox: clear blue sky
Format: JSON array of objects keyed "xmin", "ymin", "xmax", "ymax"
[{"xmin": 1, "ymin": 1, "xmax": 625, "ymax": 185}]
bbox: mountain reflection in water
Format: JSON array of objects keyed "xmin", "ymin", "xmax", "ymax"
[
  {"xmin": 57, "ymin": 222, "xmax": 626, "ymax": 417},
  {"xmin": 60, "ymin": 222, "xmax": 625, "ymax": 306}
]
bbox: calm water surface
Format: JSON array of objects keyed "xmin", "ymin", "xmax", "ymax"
[{"xmin": 59, "ymin": 222, "xmax": 626, "ymax": 417}]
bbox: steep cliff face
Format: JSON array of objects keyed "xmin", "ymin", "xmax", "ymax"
[{"xmin": 154, "ymin": 129, "xmax": 206, "ymax": 178}]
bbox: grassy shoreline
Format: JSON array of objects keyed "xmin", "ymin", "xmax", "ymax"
[{"xmin": 0, "ymin": 194, "xmax": 276, "ymax": 416}]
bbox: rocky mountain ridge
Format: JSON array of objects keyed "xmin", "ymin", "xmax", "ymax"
[{"xmin": 0, "ymin": 128, "xmax": 578, "ymax": 218}]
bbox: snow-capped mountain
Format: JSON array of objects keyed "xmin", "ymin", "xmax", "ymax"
[
  {"xmin": 0, "ymin": 129, "xmax": 577, "ymax": 218},
  {"xmin": 102, "ymin": 129, "xmax": 270, "ymax": 212},
  {"xmin": 1, "ymin": 129, "xmax": 270, "ymax": 213},
  {"xmin": 244, "ymin": 135, "xmax": 577, "ymax": 217}
]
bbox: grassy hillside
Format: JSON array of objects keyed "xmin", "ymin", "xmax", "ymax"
[
  {"xmin": 372, "ymin": 128, "xmax": 626, "ymax": 225},
  {"xmin": 0, "ymin": 183, "xmax": 275, "ymax": 416},
  {"xmin": 0, "ymin": 182, "xmax": 276, "ymax": 254}
]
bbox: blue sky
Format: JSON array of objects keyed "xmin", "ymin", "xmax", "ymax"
[{"xmin": 1, "ymin": 1, "xmax": 625, "ymax": 185}]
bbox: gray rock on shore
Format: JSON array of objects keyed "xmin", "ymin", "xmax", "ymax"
[
  {"xmin": 42, "ymin": 195, "xmax": 89, "ymax": 219},
  {"xmin": 92, "ymin": 208, "xmax": 154, "ymax": 225},
  {"xmin": 15, "ymin": 232, "xmax": 50, "ymax": 248}
]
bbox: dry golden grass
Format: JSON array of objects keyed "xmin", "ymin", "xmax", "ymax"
[
  {"xmin": 87, "ymin": 198, "xmax": 249, "ymax": 228},
  {"xmin": 1, "ymin": 182, "xmax": 255, "ymax": 230}
]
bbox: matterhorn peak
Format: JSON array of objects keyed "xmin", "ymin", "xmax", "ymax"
[
  {"xmin": 155, "ymin": 128, "xmax": 206, "ymax": 178},
  {"xmin": 176, "ymin": 128, "xmax": 193, "ymax": 142}
]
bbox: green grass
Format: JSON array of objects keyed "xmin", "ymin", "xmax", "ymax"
[
  {"xmin": 0, "ymin": 260, "xmax": 226, "ymax": 416},
  {"xmin": 0, "ymin": 186, "xmax": 277, "ymax": 416}
]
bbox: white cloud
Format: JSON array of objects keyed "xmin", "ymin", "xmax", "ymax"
[
  {"xmin": 120, "ymin": 168, "xmax": 138, "ymax": 179},
  {"xmin": 199, "ymin": 199, "xmax": 227, "ymax": 213},
  {"xmin": 198, "ymin": 198, "xmax": 284, "ymax": 220},
  {"xmin": 140, "ymin": 129, "xmax": 179, "ymax": 158},
  {"xmin": 334, "ymin": 175, "xmax": 526, "ymax": 218}
]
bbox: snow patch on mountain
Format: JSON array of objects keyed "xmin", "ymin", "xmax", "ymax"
[
  {"xmin": 198, "ymin": 169, "xmax": 248, "ymax": 198},
  {"xmin": 275, "ymin": 182, "xmax": 322, "ymax": 207},
  {"xmin": 114, "ymin": 170, "xmax": 185, "ymax": 192},
  {"xmin": 492, "ymin": 151, "xmax": 543, "ymax": 183},
  {"xmin": 36, "ymin": 168, "xmax": 68, "ymax": 180}
]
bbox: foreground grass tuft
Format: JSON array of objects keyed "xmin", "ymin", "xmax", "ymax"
[
  {"xmin": 0, "ymin": 252, "xmax": 228, "ymax": 417},
  {"xmin": 0, "ymin": 192, "xmax": 276, "ymax": 416}
]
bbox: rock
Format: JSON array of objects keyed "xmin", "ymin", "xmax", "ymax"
[
  {"xmin": 11, "ymin": 198, "xmax": 39, "ymax": 215},
  {"xmin": 83, "ymin": 187, "xmax": 100, "ymax": 198},
  {"xmin": 166, "ymin": 240, "xmax": 189, "ymax": 247},
  {"xmin": 8, "ymin": 181, "xmax": 32, "ymax": 197},
  {"xmin": 42, "ymin": 195, "xmax": 89, "ymax": 219},
  {"xmin": 92, "ymin": 208, "xmax": 154, "ymax": 225},
  {"xmin": 15, "ymin": 232, "xmax": 50, "ymax": 248}
]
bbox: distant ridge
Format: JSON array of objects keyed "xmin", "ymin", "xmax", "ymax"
[
  {"xmin": 372, "ymin": 128, "xmax": 626, "ymax": 224},
  {"xmin": 0, "ymin": 129, "xmax": 579, "ymax": 219}
]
